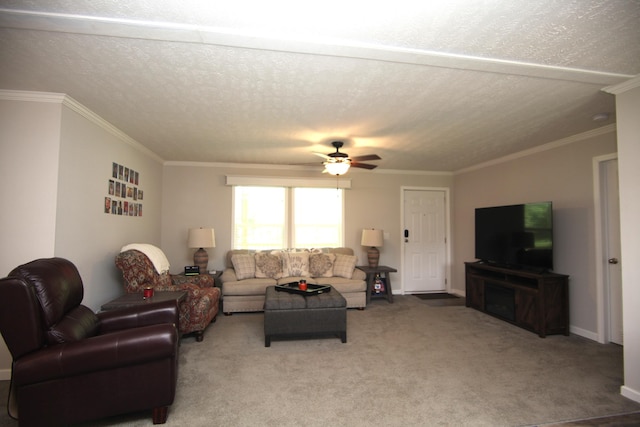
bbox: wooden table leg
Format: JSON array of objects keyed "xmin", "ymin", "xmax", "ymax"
[{"xmin": 385, "ymin": 273, "xmax": 394, "ymax": 303}]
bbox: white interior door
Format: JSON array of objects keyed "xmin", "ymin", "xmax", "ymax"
[
  {"xmin": 403, "ymin": 189, "xmax": 447, "ymax": 293},
  {"xmin": 603, "ymin": 159, "xmax": 623, "ymax": 344}
]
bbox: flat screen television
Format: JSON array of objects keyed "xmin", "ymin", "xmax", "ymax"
[{"xmin": 475, "ymin": 202, "xmax": 553, "ymax": 272}]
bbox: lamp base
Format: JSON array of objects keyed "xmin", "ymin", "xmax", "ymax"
[
  {"xmin": 193, "ymin": 248, "xmax": 209, "ymax": 274},
  {"xmin": 367, "ymin": 247, "xmax": 380, "ymax": 268}
]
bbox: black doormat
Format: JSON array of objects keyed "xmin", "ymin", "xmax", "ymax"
[{"xmin": 413, "ymin": 293, "xmax": 460, "ymax": 300}]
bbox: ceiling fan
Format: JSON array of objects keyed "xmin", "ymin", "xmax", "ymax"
[{"xmin": 313, "ymin": 141, "xmax": 381, "ymax": 175}]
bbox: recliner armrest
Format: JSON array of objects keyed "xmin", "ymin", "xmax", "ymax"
[
  {"xmin": 97, "ymin": 299, "xmax": 179, "ymax": 333},
  {"xmin": 13, "ymin": 323, "xmax": 178, "ymax": 386}
]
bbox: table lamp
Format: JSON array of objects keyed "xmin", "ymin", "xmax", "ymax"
[
  {"xmin": 188, "ymin": 227, "xmax": 216, "ymax": 273},
  {"xmin": 361, "ymin": 228, "xmax": 384, "ymax": 268}
]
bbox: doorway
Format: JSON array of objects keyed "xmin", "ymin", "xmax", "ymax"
[
  {"xmin": 401, "ymin": 188, "xmax": 449, "ymax": 294},
  {"xmin": 594, "ymin": 154, "xmax": 622, "ymax": 344}
]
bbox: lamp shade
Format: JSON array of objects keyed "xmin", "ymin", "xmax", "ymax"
[
  {"xmin": 324, "ymin": 161, "xmax": 351, "ymax": 175},
  {"xmin": 361, "ymin": 229, "xmax": 384, "ymax": 247},
  {"xmin": 188, "ymin": 228, "xmax": 216, "ymax": 248}
]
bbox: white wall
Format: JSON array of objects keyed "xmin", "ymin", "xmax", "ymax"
[
  {"xmin": 0, "ymin": 93, "xmax": 164, "ymax": 379},
  {"xmin": 160, "ymin": 164, "xmax": 453, "ymax": 292},
  {"xmin": 0, "ymin": 96, "xmax": 62, "ymax": 379},
  {"xmin": 452, "ymin": 128, "xmax": 617, "ymax": 338},
  {"xmin": 607, "ymin": 77, "xmax": 640, "ymax": 403},
  {"xmin": 55, "ymin": 103, "xmax": 164, "ymax": 310}
]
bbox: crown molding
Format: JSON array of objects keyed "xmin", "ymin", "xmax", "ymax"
[
  {"xmin": 0, "ymin": 89, "xmax": 164, "ymax": 164},
  {"xmin": 3, "ymin": 89, "xmax": 617, "ymax": 177},
  {"xmin": 225, "ymin": 174, "xmax": 351, "ymax": 189},
  {"xmin": 60, "ymin": 96, "xmax": 164, "ymax": 164},
  {"xmin": 164, "ymin": 161, "xmax": 308, "ymax": 170},
  {"xmin": 455, "ymin": 123, "xmax": 617, "ymax": 175},
  {"xmin": 0, "ymin": 89, "xmax": 66, "ymax": 103},
  {"xmin": 372, "ymin": 168, "xmax": 453, "ymax": 176},
  {"xmin": 164, "ymin": 160, "xmax": 452, "ymax": 176},
  {"xmin": 602, "ymin": 74, "xmax": 640, "ymax": 95}
]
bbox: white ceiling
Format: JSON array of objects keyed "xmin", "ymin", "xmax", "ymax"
[{"xmin": 1, "ymin": 1, "xmax": 639, "ymax": 172}]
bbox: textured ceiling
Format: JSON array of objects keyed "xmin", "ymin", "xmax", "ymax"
[{"xmin": 1, "ymin": 1, "xmax": 639, "ymax": 172}]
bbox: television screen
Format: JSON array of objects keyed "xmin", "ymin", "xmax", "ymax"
[{"xmin": 475, "ymin": 202, "xmax": 553, "ymax": 271}]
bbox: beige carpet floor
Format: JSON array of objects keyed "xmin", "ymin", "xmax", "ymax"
[{"xmin": 1, "ymin": 295, "xmax": 639, "ymax": 426}]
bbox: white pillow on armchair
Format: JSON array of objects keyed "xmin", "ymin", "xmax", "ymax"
[{"xmin": 121, "ymin": 243, "xmax": 170, "ymax": 274}]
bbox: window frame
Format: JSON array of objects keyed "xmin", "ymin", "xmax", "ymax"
[{"xmin": 231, "ymin": 184, "xmax": 345, "ymax": 249}]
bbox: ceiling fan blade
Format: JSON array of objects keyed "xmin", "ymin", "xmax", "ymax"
[
  {"xmin": 351, "ymin": 162, "xmax": 378, "ymax": 170},
  {"xmin": 350, "ymin": 154, "xmax": 381, "ymax": 162},
  {"xmin": 296, "ymin": 162, "xmax": 325, "ymax": 166},
  {"xmin": 312, "ymin": 152, "xmax": 331, "ymax": 159}
]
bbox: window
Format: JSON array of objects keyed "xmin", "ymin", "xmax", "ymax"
[
  {"xmin": 233, "ymin": 186, "xmax": 343, "ymax": 249},
  {"xmin": 233, "ymin": 186, "xmax": 286, "ymax": 249}
]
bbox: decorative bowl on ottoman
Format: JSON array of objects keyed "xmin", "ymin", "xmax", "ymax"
[{"xmin": 275, "ymin": 281, "xmax": 332, "ymax": 295}]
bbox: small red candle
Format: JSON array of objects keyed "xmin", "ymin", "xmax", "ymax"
[
  {"xmin": 143, "ymin": 287, "xmax": 154, "ymax": 299},
  {"xmin": 299, "ymin": 280, "xmax": 307, "ymax": 291}
]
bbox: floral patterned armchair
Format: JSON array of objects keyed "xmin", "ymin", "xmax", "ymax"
[{"xmin": 115, "ymin": 245, "xmax": 220, "ymax": 342}]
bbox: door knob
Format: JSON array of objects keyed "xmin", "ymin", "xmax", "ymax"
[{"xmin": 608, "ymin": 258, "xmax": 619, "ymax": 264}]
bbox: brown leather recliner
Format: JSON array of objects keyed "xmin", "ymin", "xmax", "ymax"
[{"xmin": 0, "ymin": 258, "xmax": 180, "ymax": 426}]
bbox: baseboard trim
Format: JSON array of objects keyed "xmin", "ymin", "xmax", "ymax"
[
  {"xmin": 0, "ymin": 368, "xmax": 11, "ymax": 381},
  {"xmin": 621, "ymin": 385, "xmax": 640, "ymax": 404},
  {"xmin": 569, "ymin": 325, "xmax": 598, "ymax": 341}
]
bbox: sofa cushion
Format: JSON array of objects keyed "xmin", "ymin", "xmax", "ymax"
[
  {"xmin": 255, "ymin": 252, "xmax": 284, "ymax": 279},
  {"xmin": 231, "ymin": 254, "xmax": 256, "ymax": 280},
  {"xmin": 222, "ymin": 278, "xmax": 276, "ymax": 296},
  {"xmin": 226, "ymin": 249, "xmax": 251, "ymax": 269},
  {"xmin": 333, "ymin": 254, "xmax": 357, "ymax": 279},
  {"xmin": 282, "ymin": 251, "xmax": 310, "ymax": 277},
  {"xmin": 309, "ymin": 253, "xmax": 335, "ymax": 277}
]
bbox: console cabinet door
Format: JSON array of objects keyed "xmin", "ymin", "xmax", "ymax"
[
  {"xmin": 515, "ymin": 289, "xmax": 538, "ymax": 332},
  {"xmin": 464, "ymin": 262, "xmax": 569, "ymax": 337},
  {"xmin": 466, "ymin": 275, "xmax": 484, "ymax": 310}
]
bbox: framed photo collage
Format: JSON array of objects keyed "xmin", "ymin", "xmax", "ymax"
[{"xmin": 105, "ymin": 162, "xmax": 143, "ymax": 217}]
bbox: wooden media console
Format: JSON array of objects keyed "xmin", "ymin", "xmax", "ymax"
[{"xmin": 465, "ymin": 262, "xmax": 569, "ymax": 337}]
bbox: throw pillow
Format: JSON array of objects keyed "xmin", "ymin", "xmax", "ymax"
[
  {"xmin": 231, "ymin": 254, "xmax": 256, "ymax": 280},
  {"xmin": 305, "ymin": 248, "xmax": 324, "ymax": 254},
  {"xmin": 309, "ymin": 253, "xmax": 335, "ymax": 277},
  {"xmin": 255, "ymin": 252, "xmax": 283, "ymax": 279},
  {"xmin": 333, "ymin": 253, "xmax": 357, "ymax": 279},
  {"xmin": 282, "ymin": 251, "xmax": 310, "ymax": 277}
]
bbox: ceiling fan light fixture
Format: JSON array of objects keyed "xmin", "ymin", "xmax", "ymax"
[{"xmin": 324, "ymin": 160, "xmax": 351, "ymax": 175}]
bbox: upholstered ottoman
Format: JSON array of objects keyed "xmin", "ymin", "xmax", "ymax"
[{"xmin": 264, "ymin": 286, "xmax": 347, "ymax": 347}]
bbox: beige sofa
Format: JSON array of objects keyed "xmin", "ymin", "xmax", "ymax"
[{"xmin": 220, "ymin": 247, "xmax": 367, "ymax": 314}]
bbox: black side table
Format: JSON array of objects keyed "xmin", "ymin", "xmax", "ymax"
[
  {"xmin": 357, "ymin": 266, "xmax": 398, "ymax": 304},
  {"xmin": 101, "ymin": 290, "xmax": 187, "ymax": 311},
  {"xmin": 177, "ymin": 270, "xmax": 223, "ymax": 288}
]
